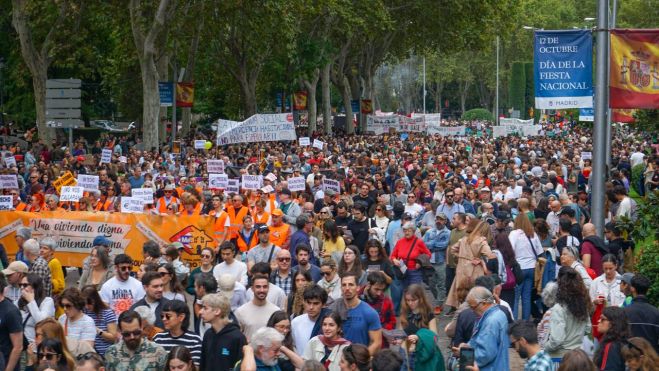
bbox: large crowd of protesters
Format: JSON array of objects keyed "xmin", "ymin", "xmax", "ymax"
[{"xmin": 0, "ymin": 118, "xmax": 658, "ymax": 371}]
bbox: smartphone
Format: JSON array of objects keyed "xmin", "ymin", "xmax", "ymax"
[{"xmin": 459, "ymin": 347, "xmax": 475, "ymax": 371}]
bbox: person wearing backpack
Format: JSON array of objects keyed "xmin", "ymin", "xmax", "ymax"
[
  {"xmin": 488, "ymin": 233, "xmax": 522, "ymax": 309},
  {"xmin": 581, "ymin": 223, "xmax": 608, "ymax": 277}
]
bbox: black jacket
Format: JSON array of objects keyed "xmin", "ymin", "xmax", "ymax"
[
  {"xmin": 200, "ymin": 322, "xmax": 246, "ymax": 371},
  {"xmin": 624, "ymin": 296, "xmax": 659, "ymax": 354},
  {"xmin": 129, "ymin": 297, "xmax": 171, "ymax": 329},
  {"xmin": 596, "ymin": 341, "xmax": 625, "ymax": 371}
]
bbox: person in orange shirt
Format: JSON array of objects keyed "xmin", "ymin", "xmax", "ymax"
[
  {"xmin": 10, "ymin": 190, "xmax": 27, "ymax": 211},
  {"xmin": 252, "ymin": 198, "xmax": 271, "ymax": 226},
  {"xmin": 268, "ymin": 209, "xmax": 291, "ymax": 249},
  {"xmin": 181, "ymin": 194, "xmax": 202, "ymax": 215},
  {"xmin": 209, "ymin": 194, "xmax": 230, "ymax": 248},
  {"xmin": 155, "ymin": 184, "xmax": 180, "ymax": 214},
  {"xmin": 233, "ymin": 214, "xmax": 258, "ymax": 253},
  {"xmin": 26, "ymin": 193, "xmax": 45, "ymax": 212},
  {"xmin": 225, "ymin": 194, "xmax": 249, "ymax": 240},
  {"xmin": 45, "ymin": 194, "xmax": 63, "ymax": 211}
]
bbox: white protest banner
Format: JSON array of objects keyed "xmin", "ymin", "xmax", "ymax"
[
  {"xmin": 0, "ymin": 175, "xmax": 19, "ymax": 189},
  {"xmin": 399, "ymin": 116, "xmax": 427, "ymax": 132},
  {"xmin": 206, "ymin": 159, "xmax": 225, "ymax": 174},
  {"xmin": 322, "ymin": 179, "xmax": 341, "ymax": 194},
  {"xmin": 0, "ymin": 196, "xmax": 12, "ymax": 211},
  {"xmin": 581, "ymin": 151, "xmax": 592, "ymax": 160},
  {"xmin": 131, "ymin": 188, "xmax": 154, "ymax": 204},
  {"xmin": 60, "ymin": 186, "xmax": 84, "ymax": 202},
  {"xmin": 427, "ymin": 125, "xmax": 466, "ymax": 136},
  {"xmin": 312, "ymin": 139, "xmax": 324, "ymax": 150},
  {"xmin": 227, "ymin": 179, "xmax": 240, "ymax": 194},
  {"xmin": 119, "ymin": 156, "xmax": 127, "ymax": 163},
  {"xmin": 208, "ymin": 173, "xmax": 229, "ymax": 189},
  {"xmin": 492, "ymin": 124, "xmax": 543, "ymax": 138},
  {"xmin": 366, "ymin": 115, "xmax": 399, "ymax": 135},
  {"xmin": 120, "ymin": 197, "xmax": 143, "ymax": 214},
  {"xmin": 194, "ymin": 140, "xmax": 206, "ymax": 149},
  {"xmin": 3, "ymin": 156, "xmax": 16, "ymax": 168},
  {"xmin": 76, "ymin": 175, "xmax": 99, "ymax": 191},
  {"xmin": 241, "ymin": 175, "xmax": 263, "ymax": 190},
  {"xmin": 299, "ymin": 137, "xmax": 311, "ymax": 146},
  {"xmin": 288, "ymin": 176, "xmax": 306, "ymax": 192},
  {"xmin": 500, "ymin": 118, "xmax": 534, "ymax": 125},
  {"xmin": 216, "ymin": 113, "xmax": 297, "ymax": 145},
  {"xmin": 265, "ymin": 173, "xmax": 278, "ymax": 182},
  {"xmin": 101, "ymin": 149, "xmax": 112, "ymax": 164},
  {"xmin": 260, "ymin": 185, "xmax": 274, "ymax": 193}
]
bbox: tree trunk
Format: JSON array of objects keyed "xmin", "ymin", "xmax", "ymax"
[
  {"xmin": 341, "ymin": 80, "xmax": 354, "ymax": 135},
  {"xmin": 302, "ymin": 68, "xmax": 319, "ymax": 135},
  {"xmin": 321, "ymin": 63, "xmax": 332, "ymax": 135},
  {"xmin": 238, "ymin": 73, "xmax": 257, "ymax": 117},
  {"xmin": 140, "ymin": 58, "xmax": 161, "ymax": 150},
  {"xmin": 460, "ymin": 81, "xmax": 471, "ymax": 115}
]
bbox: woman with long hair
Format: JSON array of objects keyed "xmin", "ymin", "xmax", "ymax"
[
  {"xmin": 533, "ymin": 218, "xmax": 552, "ymax": 248},
  {"xmin": 80, "ymin": 285, "xmax": 118, "ymax": 356},
  {"xmin": 338, "ymin": 245, "xmax": 367, "ymax": 286},
  {"xmin": 339, "ymin": 343, "xmax": 370, "ymax": 371},
  {"xmin": 621, "ymin": 337, "xmax": 659, "ymax": 371},
  {"xmin": 78, "ymin": 245, "xmax": 114, "ymax": 289},
  {"xmin": 318, "ymin": 259, "xmax": 341, "ymax": 301},
  {"xmin": 34, "ymin": 338, "xmax": 73, "ymax": 371},
  {"xmin": 322, "ymin": 220, "xmax": 346, "ymax": 263},
  {"xmin": 557, "ymin": 349, "xmax": 597, "ymax": 371},
  {"xmin": 491, "ymin": 233, "xmax": 517, "ymax": 306},
  {"xmin": 165, "ymin": 346, "xmax": 197, "ymax": 371},
  {"xmin": 445, "ymin": 221, "xmax": 494, "ymax": 308},
  {"xmin": 509, "ymin": 213, "xmax": 544, "ymax": 320},
  {"xmin": 535, "ymin": 197, "xmax": 551, "ymax": 220},
  {"xmin": 19, "ymin": 273, "xmax": 55, "ymax": 345},
  {"xmin": 594, "ymin": 306, "xmax": 630, "ymax": 370},
  {"xmin": 157, "ymin": 263, "xmax": 186, "ymax": 302},
  {"xmin": 57, "ymin": 287, "xmax": 97, "ymax": 350},
  {"xmin": 266, "ymin": 310, "xmax": 304, "ymax": 371},
  {"xmin": 545, "ymin": 267, "xmax": 593, "ymax": 361},
  {"xmin": 361, "ymin": 239, "xmax": 395, "ymax": 285},
  {"xmin": 305, "ymin": 312, "xmax": 351, "ymax": 371},
  {"xmin": 27, "ymin": 318, "xmax": 75, "ymax": 370},
  {"xmin": 287, "ymin": 270, "xmax": 313, "ymax": 317}
]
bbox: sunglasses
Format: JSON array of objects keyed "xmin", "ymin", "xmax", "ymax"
[
  {"xmin": 38, "ymin": 352, "xmax": 59, "ymax": 361},
  {"xmin": 62, "ymin": 303, "xmax": 74, "ymax": 309},
  {"xmin": 119, "ymin": 266, "xmax": 132, "ymax": 272},
  {"xmin": 320, "ymin": 211, "xmax": 328, "ymax": 214},
  {"xmin": 76, "ymin": 352, "xmax": 104, "ymax": 362},
  {"xmin": 161, "ymin": 313, "xmax": 177, "ymax": 320},
  {"xmin": 278, "ymin": 257, "xmax": 291, "ymax": 262},
  {"xmin": 321, "ymin": 271, "xmax": 333, "ymax": 276},
  {"xmin": 201, "ymin": 254, "xmax": 212, "ymax": 259},
  {"xmin": 159, "ymin": 272, "xmax": 171, "ymax": 277},
  {"xmin": 121, "ymin": 330, "xmax": 143, "ymax": 339},
  {"xmin": 19, "ymin": 283, "xmax": 30, "ymax": 289}
]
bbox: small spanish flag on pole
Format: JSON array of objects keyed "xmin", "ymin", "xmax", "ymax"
[{"xmin": 176, "ymin": 82, "xmax": 195, "ymax": 107}]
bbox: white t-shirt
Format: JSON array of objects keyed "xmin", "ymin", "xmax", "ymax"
[
  {"xmin": 244, "ymin": 283, "xmax": 287, "ymax": 310},
  {"xmin": 234, "ymin": 300, "xmax": 280, "ymax": 341},
  {"xmin": 58, "ymin": 313, "xmax": 96, "ymax": 342},
  {"xmin": 291, "ymin": 313, "xmax": 316, "ymax": 353},
  {"xmin": 213, "ymin": 260, "xmax": 248, "ymax": 286},
  {"xmin": 404, "ymin": 203, "xmax": 424, "ymax": 219},
  {"xmin": 99, "ymin": 276, "xmax": 146, "ymax": 315}
]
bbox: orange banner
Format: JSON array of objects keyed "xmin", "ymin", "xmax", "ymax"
[
  {"xmin": 610, "ymin": 29, "xmax": 659, "ymax": 109},
  {"xmin": 293, "ymin": 91, "xmax": 308, "ymax": 110},
  {"xmin": 176, "ymin": 82, "xmax": 195, "ymax": 107},
  {"xmin": 0, "ymin": 211, "xmax": 216, "ymax": 269}
]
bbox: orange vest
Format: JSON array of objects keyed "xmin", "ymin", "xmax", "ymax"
[
  {"xmin": 235, "ymin": 229, "xmax": 258, "ymax": 252},
  {"xmin": 252, "ymin": 211, "xmax": 270, "ymax": 225},
  {"xmin": 268, "ymin": 194, "xmax": 277, "ymax": 213},
  {"xmin": 157, "ymin": 196, "xmax": 179, "ymax": 213},
  {"xmin": 210, "ymin": 210, "xmax": 229, "ymax": 242},
  {"xmin": 183, "ymin": 202, "xmax": 203, "ymax": 216},
  {"xmin": 269, "ymin": 223, "xmax": 291, "ymax": 248},
  {"xmin": 15, "ymin": 202, "xmax": 27, "ymax": 211},
  {"xmin": 176, "ymin": 187, "xmax": 185, "ymax": 197},
  {"xmin": 94, "ymin": 200, "xmax": 111, "ymax": 212},
  {"xmin": 226, "ymin": 206, "xmax": 249, "ymax": 240}
]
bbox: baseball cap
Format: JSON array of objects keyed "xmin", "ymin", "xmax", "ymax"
[
  {"xmin": 271, "ymin": 209, "xmax": 284, "ymax": 216},
  {"xmin": 621, "ymin": 272, "xmax": 634, "ymax": 284},
  {"xmin": 436, "ymin": 212, "xmax": 448, "ymax": 220},
  {"xmin": 558, "ymin": 207, "xmax": 575, "ymax": 217},
  {"xmin": 495, "ymin": 211, "xmax": 511, "ymax": 221},
  {"xmin": 480, "ymin": 187, "xmax": 491, "ymax": 192},
  {"xmin": 325, "ymin": 189, "xmax": 336, "ymax": 196},
  {"xmin": 258, "ymin": 225, "xmax": 270, "ymax": 233},
  {"xmin": 92, "ymin": 235, "xmax": 112, "ymax": 247},
  {"xmin": 402, "ymin": 212, "xmax": 413, "ymax": 220},
  {"xmin": 280, "ymin": 188, "xmax": 292, "ymax": 196},
  {"xmin": 164, "ymin": 184, "xmax": 176, "ymax": 191},
  {"xmin": 2, "ymin": 261, "xmax": 28, "ymax": 276}
]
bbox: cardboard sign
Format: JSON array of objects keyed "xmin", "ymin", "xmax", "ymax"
[
  {"xmin": 260, "ymin": 185, "xmax": 274, "ymax": 193},
  {"xmin": 580, "ymin": 151, "xmax": 592, "ymax": 160},
  {"xmin": 119, "ymin": 156, "xmax": 127, "ymax": 163},
  {"xmin": 207, "ymin": 159, "xmax": 225, "ymax": 174},
  {"xmin": 208, "ymin": 173, "xmax": 229, "ymax": 189},
  {"xmin": 194, "ymin": 140, "xmax": 206, "ymax": 149},
  {"xmin": 299, "ymin": 137, "xmax": 311, "ymax": 146},
  {"xmin": 53, "ymin": 172, "xmax": 77, "ymax": 194},
  {"xmin": 322, "ymin": 178, "xmax": 341, "ymax": 194},
  {"xmin": 3, "ymin": 156, "xmax": 17, "ymax": 168},
  {"xmin": 241, "ymin": 175, "xmax": 263, "ymax": 190},
  {"xmin": 227, "ymin": 179, "xmax": 240, "ymax": 194},
  {"xmin": 287, "ymin": 176, "xmax": 306, "ymax": 192},
  {"xmin": 0, "ymin": 196, "xmax": 12, "ymax": 211},
  {"xmin": 0, "ymin": 175, "xmax": 19, "ymax": 189},
  {"xmin": 101, "ymin": 149, "xmax": 112, "ymax": 164},
  {"xmin": 265, "ymin": 173, "xmax": 278, "ymax": 182},
  {"xmin": 120, "ymin": 197, "xmax": 144, "ymax": 213},
  {"xmin": 77, "ymin": 175, "xmax": 99, "ymax": 191},
  {"xmin": 131, "ymin": 188, "xmax": 154, "ymax": 204},
  {"xmin": 312, "ymin": 139, "xmax": 324, "ymax": 150},
  {"xmin": 60, "ymin": 186, "xmax": 84, "ymax": 202}
]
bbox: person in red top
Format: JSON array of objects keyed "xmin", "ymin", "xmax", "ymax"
[
  {"xmin": 360, "ymin": 271, "xmax": 396, "ymax": 347},
  {"xmin": 390, "ymin": 222, "xmax": 431, "ymax": 288}
]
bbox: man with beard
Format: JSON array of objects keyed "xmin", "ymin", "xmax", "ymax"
[
  {"xmin": 105, "ymin": 310, "xmax": 168, "ymax": 370},
  {"xmin": 100, "ymin": 254, "xmax": 146, "ymax": 316},
  {"xmin": 235, "ymin": 274, "xmax": 280, "ymax": 340},
  {"xmin": 509, "ymin": 320, "xmax": 553, "ymax": 371},
  {"xmin": 360, "ymin": 272, "xmax": 396, "ymax": 334},
  {"xmin": 129, "ymin": 271, "xmax": 170, "ymax": 329},
  {"xmin": 199, "ymin": 293, "xmax": 246, "ymax": 371},
  {"xmin": 239, "ymin": 327, "xmax": 286, "ymax": 369},
  {"xmin": 436, "ymin": 189, "xmax": 465, "ymax": 227}
]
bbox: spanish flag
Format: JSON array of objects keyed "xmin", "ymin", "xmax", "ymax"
[
  {"xmin": 610, "ymin": 29, "xmax": 659, "ymax": 109},
  {"xmin": 293, "ymin": 91, "xmax": 308, "ymax": 110},
  {"xmin": 176, "ymin": 82, "xmax": 195, "ymax": 107}
]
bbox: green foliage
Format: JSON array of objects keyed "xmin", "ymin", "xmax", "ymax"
[
  {"xmin": 631, "ymin": 164, "xmax": 644, "ymax": 194},
  {"xmin": 509, "ymin": 62, "xmax": 525, "ymax": 113},
  {"xmin": 524, "ymin": 62, "xmax": 534, "ymax": 119},
  {"xmin": 632, "ymin": 110, "xmax": 659, "ymax": 136},
  {"xmin": 462, "ymin": 108, "xmax": 494, "ymax": 122}
]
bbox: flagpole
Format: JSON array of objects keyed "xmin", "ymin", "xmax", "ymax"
[
  {"xmin": 422, "ymin": 56, "xmax": 426, "ymax": 114},
  {"xmin": 495, "ymin": 35, "xmax": 500, "ymax": 126},
  {"xmin": 605, "ymin": 0, "xmax": 618, "ymax": 168},
  {"xmin": 592, "ymin": 0, "xmax": 609, "ymax": 237}
]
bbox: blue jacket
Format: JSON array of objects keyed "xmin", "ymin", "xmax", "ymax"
[
  {"xmin": 468, "ymin": 305, "xmax": 510, "ymax": 371},
  {"xmin": 423, "ymin": 226, "xmax": 450, "ymax": 264},
  {"xmin": 289, "ymin": 230, "xmax": 316, "ymax": 266}
]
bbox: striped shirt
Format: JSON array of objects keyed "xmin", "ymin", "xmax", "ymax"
[
  {"xmin": 84, "ymin": 308, "xmax": 117, "ymax": 355},
  {"xmin": 153, "ymin": 331, "xmax": 202, "ymax": 365}
]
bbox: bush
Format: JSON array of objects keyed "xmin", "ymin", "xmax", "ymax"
[
  {"xmin": 462, "ymin": 108, "xmax": 494, "ymax": 122},
  {"xmin": 631, "ymin": 164, "xmax": 644, "ymax": 195}
]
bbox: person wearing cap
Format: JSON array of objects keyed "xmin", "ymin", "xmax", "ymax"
[
  {"xmin": 268, "ymin": 209, "xmax": 291, "ymax": 250},
  {"xmin": 14, "ymin": 226, "xmax": 32, "ymax": 265},
  {"xmin": 23, "ymin": 238, "xmax": 53, "ymax": 297},
  {"xmin": 0, "ymin": 270, "xmax": 23, "ymax": 371},
  {"xmin": 155, "ymin": 184, "xmax": 180, "ymax": 214},
  {"xmin": 278, "ymin": 188, "xmax": 302, "ymax": 232},
  {"xmin": 619, "ymin": 273, "xmax": 634, "ymax": 308},
  {"xmin": 2, "ymin": 261, "xmax": 29, "ymax": 306},
  {"xmin": 313, "ymin": 188, "xmax": 336, "ymax": 214},
  {"xmin": 423, "ymin": 212, "xmax": 450, "ymax": 311},
  {"xmin": 248, "ymin": 225, "xmax": 282, "ymax": 272},
  {"xmin": 490, "ymin": 211, "xmax": 512, "ymax": 244}
]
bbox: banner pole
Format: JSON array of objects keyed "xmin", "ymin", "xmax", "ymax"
[{"xmin": 592, "ymin": 0, "xmax": 609, "ymax": 237}]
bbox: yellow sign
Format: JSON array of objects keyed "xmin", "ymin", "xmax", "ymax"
[
  {"xmin": 0, "ymin": 211, "xmax": 217, "ymax": 269},
  {"xmin": 52, "ymin": 171, "xmax": 77, "ymax": 194}
]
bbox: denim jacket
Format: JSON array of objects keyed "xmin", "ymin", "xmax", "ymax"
[
  {"xmin": 423, "ymin": 226, "xmax": 450, "ymax": 264},
  {"xmin": 468, "ymin": 305, "xmax": 510, "ymax": 371}
]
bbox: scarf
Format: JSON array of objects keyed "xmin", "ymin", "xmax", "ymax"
[{"xmin": 318, "ymin": 335, "xmax": 351, "ymax": 348}]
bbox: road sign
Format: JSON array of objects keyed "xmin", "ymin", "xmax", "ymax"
[
  {"xmin": 46, "ymin": 99, "xmax": 81, "ymax": 108},
  {"xmin": 46, "ymin": 119, "xmax": 83, "ymax": 128},
  {"xmin": 46, "ymin": 79, "xmax": 81, "ymax": 89},
  {"xmin": 46, "ymin": 89, "xmax": 81, "ymax": 99},
  {"xmin": 46, "ymin": 109, "xmax": 81, "ymax": 119}
]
